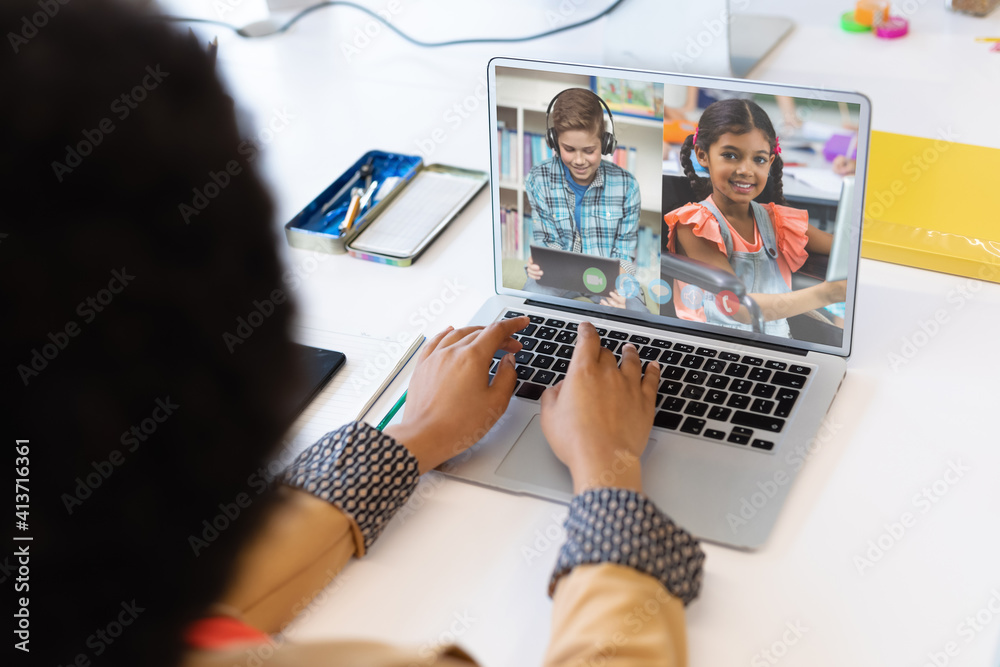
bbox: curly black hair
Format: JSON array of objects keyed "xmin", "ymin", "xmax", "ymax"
[
  {"xmin": 678, "ymin": 97, "xmax": 786, "ymax": 206},
  {"xmin": 1, "ymin": 1, "xmax": 303, "ymax": 665}
]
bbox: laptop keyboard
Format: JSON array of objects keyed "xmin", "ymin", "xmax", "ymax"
[{"xmin": 489, "ymin": 310, "xmax": 814, "ymax": 454}]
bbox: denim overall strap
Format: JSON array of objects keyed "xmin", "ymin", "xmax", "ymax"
[{"xmin": 698, "ymin": 199, "xmax": 791, "ymax": 337}]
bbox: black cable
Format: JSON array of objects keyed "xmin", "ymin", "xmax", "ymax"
[{"xmin": 161, "ymin": 0, "xmax": 627, "ymax": 43}]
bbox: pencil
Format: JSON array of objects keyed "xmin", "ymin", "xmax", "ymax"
[{"xmin": 377, "ymin": 390, "xmax": 407, "ymax": 430}]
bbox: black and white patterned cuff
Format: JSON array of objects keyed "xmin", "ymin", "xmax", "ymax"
[
  {"xmin": 549, "ymin": 488, "xmax": 705, "ymax": 606},
  {"xmin": 280, "ymin": 422, "xmax": 420, "ymax": 554}
]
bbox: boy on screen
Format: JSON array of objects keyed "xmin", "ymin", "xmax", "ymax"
[{"xmin": 523, "ymin": 88, "xmax": 645, "ymax": 310}]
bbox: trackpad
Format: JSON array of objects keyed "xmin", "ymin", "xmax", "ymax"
[{"xmin": 494, "ymin": 415, "xmax": 574, "ymax": 494}]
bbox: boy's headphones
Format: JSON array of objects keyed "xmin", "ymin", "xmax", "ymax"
[{"xmin": 545, "ymin": 89, "xmax": 617, "ymax": 156}]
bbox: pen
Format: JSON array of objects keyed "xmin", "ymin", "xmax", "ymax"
[{"xmin": 377, "ymin": 390, "xmax": 407, "ymax": 430}]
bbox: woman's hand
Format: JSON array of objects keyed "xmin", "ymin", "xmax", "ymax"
[
  {"xmin": 540, "ymin": 322, "xmax": 659, "ymax": 494},
  {"xmin": 384, "ymin": 316, "xmax": 528, "ymax": 473},
  {"xmin": 598, "ymin": 290, "xmax": 627, "ymax": 309},
  {"xmin": 823, "ymin": 280, "xmax": 847, "ymax": 304}
]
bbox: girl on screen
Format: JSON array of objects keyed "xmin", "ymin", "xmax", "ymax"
[{"xmin": 664, "ymin": 98, "xmax": 846, "ymax": 343}]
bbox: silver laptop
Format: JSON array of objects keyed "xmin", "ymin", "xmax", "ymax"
[{"xmin": 442, "ymin": 58, "xmax": 869, "ymax": 550}]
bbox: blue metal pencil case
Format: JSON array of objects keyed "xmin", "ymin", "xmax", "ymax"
[{"xmin": 284, "ymin": 150, "xmax": 422, "ymax": 254}]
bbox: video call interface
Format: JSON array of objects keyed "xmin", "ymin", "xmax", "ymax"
[{"xmin": 495, "ymin": 65, "xmax": 862, "ymax": 350}]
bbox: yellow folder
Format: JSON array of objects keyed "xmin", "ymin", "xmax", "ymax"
[{"xmin": 862, "ymin": 130, "xmax": 1000, "ymax": 283}]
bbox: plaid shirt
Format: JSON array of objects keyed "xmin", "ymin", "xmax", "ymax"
[{"xmin": 525, "ymin": 156, "xmax": 640, "ymax": 273}]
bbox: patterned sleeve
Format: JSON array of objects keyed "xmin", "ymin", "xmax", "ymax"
[
  {"xmin": 525, "ymin": 164, "xmax": 560, "ymax": 248},
  {"xmin": 549, "ymin": 488, "xmax": 706, "ymax": 606},
  {"xmin": 280, "ymin": 422, "xmax": 420, "ymax": 556},
  {"xmin": 610, "ymin": 172, "xmax": 640, "ymax": 265}
]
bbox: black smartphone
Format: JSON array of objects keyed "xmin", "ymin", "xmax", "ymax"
[{"xmin": 282, "ymin": 343, "xmax": 346, "ymax": 426}]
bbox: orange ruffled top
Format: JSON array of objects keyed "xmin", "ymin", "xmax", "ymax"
[{"xmin": 664, "ymin": 196, "xmax": 810, "ymax": 322}]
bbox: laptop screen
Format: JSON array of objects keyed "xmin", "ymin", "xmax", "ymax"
[{"xmin": 489, "ymin": 58, "xmax": 870, "ymax": 358}]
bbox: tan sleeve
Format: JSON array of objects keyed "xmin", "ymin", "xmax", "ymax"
[
  {"xmin": 215, "ymin": 486, "xmax": 361, "ymax": 633},
  {"xmin": 544, "ymin": 563, "xmax": 688, "ymax": 667},
  {"xmin": 183, "ymin": 640, "xmax": 479, "ymax": 667}
]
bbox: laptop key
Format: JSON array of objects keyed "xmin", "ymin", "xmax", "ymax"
[
  {"xmin": 654, "ymin": 411, "xmax": 682, "ymax": 430},
  {"xmin": 727, "ymin": 394, "xmax": 751, "ymax": 409},
  {"xmin": 514, "ymin": 350, "xmax": 533, "ymax": 364},
  {"xmin": 537, "ymin": 341, "xmax": 558, "ymax": 355},
  {"xmin": 489, "ymin": 359, "xmax": 498, "ymax": 373},
  {"xmin": 725, "ymin": 363, "xmax": 749, "ymax": 378},
  {"xmin": 536, "ymin": 327, "xmax": 557, "ymax": 340},
  {"xmin": 595, "ymin": 327, "xmax": 608, "ymax": 336},
  {"xmin": 752, "ymin": 439, "xmax": 775, "ymax": 451},
  {"xmin": 663, "ymin": 397, "xmax": 685, "ymax": 412},
  {"xmin": 705, "ymin": 389, "xmax": 727, "ymax": 404},
  {"xmin": 684, "ymin": 401, "xmax": 708, "ymax": 417},
  {"xmin": 601, "ymin": 338, "xmax": 618, "ymax": 352},
  {"xmin": 663, "ymin": 366, "xmax": 685, "ymax": 380},
  {"xmin": 732, "ymin": 411, "xmax": 785, "ymax": 433},
  {"xmin": 696, "ymin": 347, "xmax": 717, "ymax": 357},
  {"xmin": 639, "ymin": 346, "xmax": 661, "ymax": 360},
  {"xmin": 518, "ymin": 337, "xmax": 538, "ymax": 351},
  {"xmin": 528, "ymin": 315, "xmax": 545, "ymax": 324},
  {"xmin": 515, "ymin": 382, "xmax": 546, "ymax": 400},
  {"xmin": 684, "ymin": 370, "xmax": 707, "ymax": 385},
  {"xmin": 629, "ymin": 334, "xmax": 650, "ymax": 345},
  {"xmin": 555, "ymin": 330, "xmax": 577, "ymax": 344},
  {"xmin": 772, "ymin": 371, "xmax": 806, "ymax": 388},
  {"xmin": 775, "ymin": 399, "xmax": 797, "ymax": 418},
  {"xmin": 516, "ymin": 366, "xmax": 534, "ymax": 380},
  {"xmin": 556, "ymin": 345, "xmax": 575, "ymax": 359},
  {"xmin": 553, "ymin": 373, "xmax": 565, "ymax": 385},
  {"xmin": 545, "ymin": 318, "xmax": 566, "ymax": 328},
  {"xmin": 553, "ymin": 359, "xmax": 570, "ymax": 373},
  {"xmin": 674, "ymin": 343, "xmax": 694, "ymax": 353},
  {"xmin": 659, "ymin": 380, "xmax": 682, "ymax": 396},
  {"xmin": 789, "ymin": 365, "xmax": 811, "ymax": 375},
  {"xmin": 533, "ymin": 370, "xmax": 556, "ymax": 385},
  {"xmin": 707, "ymin": 374, "xmax": 729, "ymax": 389},
  {"xmin": 751, "ymin": 384, "xmax": 776, "ymax": 399},
  {"xmin": 750, "ymin": 398, "xmax": 775, "ymax": 414},
  {"xmin": 565, "ymin": 322, "xmax": 579, "ymax": 332},
  {"xmin": 704, "ymin": 429, "xmax": 726, "ymax": 440},
  {"xmin": 531, "ymin": 355, "xmax": 555, "ymax": 369},
  {"xmin": 730, "ymin": 379, "xmax": 753, "ymax": 394},
  {"xmin": 651, "ymin": 339, "xmax": 672, "ymax": 349},
  {"xmin": 742, "ymin": 355, "xmax": 763, "ymax": 366},
  {"xmin": 704, "ymin": 359, "xmax": 726, "ymax": 374},
  {"xmin": 748, "ymin": 368, "xmax": 772, "ymax": 382},
  {"xmin": 681, "ymin": 354, "xmax": 704, "ymax": 369},
  {"xmin": 680, "ymin": 417, "xmax": 706, "ymax": 435},
  {"xmin": 518, "ymin": 323, "xmax": 537, "ymax": 337},
  {"xmin": 708, "ymin": 406, "xmax": 731, "ymax": 421},
  {"xmin": 765, "ymin": 360, "xmax": 787, "ymax": 371},
  {"xmin": 608, "ymin": 330, "xmax": 629, "ymax": 340},
  {"xmin": 719, "ymin": 352, "xmax": 741, "ymax": 362},
  {"xmin": 728, "ymin": 427, "xmax": 752, "ymax": 445},
  {"xmin": 681, "ymin": 386, "xmax": 705, "ymax": 400},
  {"xmin": 660, "ymin": 350, "xmax": 683, "ymax": 365}
]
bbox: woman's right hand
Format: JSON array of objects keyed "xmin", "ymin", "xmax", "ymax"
[{"xmin": 526, "ymin": 256, "xmax": 543, "ymax": 281}]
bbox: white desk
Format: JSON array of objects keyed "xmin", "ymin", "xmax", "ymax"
[{"xmin": 170, "ymin": 1, "xmax": 1000, "ymax": 664}]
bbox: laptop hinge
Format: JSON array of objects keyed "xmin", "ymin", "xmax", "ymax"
[{"xmin": 523, "ymin": 299, "xmax": 808, "ymax": 357}]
